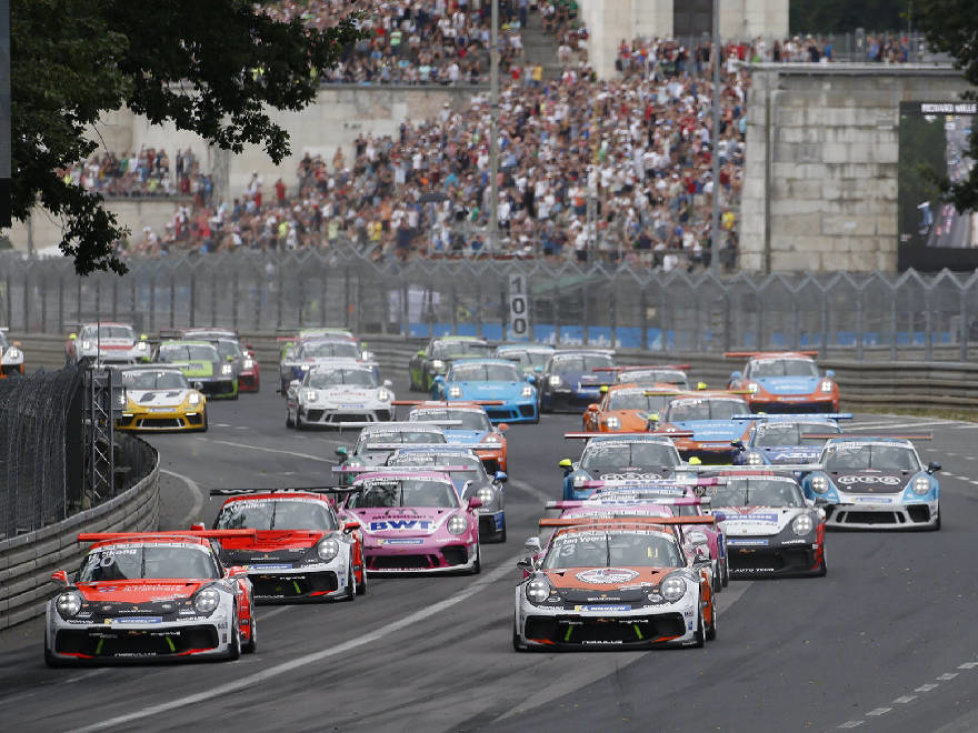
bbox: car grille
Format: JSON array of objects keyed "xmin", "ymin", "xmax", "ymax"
[
  {"xmin": 370, "ymin": 554, "xmax": 437, "ymax": 570},
  {"xmin": 728, "ymin": 547, "xmax": 816, "ymax": 573},
  {"xmin": 524, "ymin": 613, "xmax": 686, "ymax": 645},
  {"xmin": 55, "ymin": 626, "xmax": 219, "ymax": 656},
  {"xmin": 249, "ymin": 572, "xmax": 338, "ymax": 597},
  {"xmin": 441, "ymin": 546, "xmax": 469, "ymax": 566},
  {"xmin": 834, "ymin": 510, "xmax": 903, "ymax": 525},
  {"xmin": 907, "ymin": 505, "xmax": 932, "ymax": 523}
]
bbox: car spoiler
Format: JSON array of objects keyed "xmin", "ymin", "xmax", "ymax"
[
  {"xmin": 362, "ymin": 442, "xmax": 453, "ymax": 451},
  {"xmin": 593, "ymin": 364, "xmax": 690, "ymax": 372},
  {"xmin": 802, "ymin": 433, "xmax": 932, "ymax": 441},
  {"xmin": 157, "ymin": 328, "xmax": 185, "ymax": 340},
  {"xmin": 724, "ymin": 351, "xmax": 820, "ymax": 358},
  {"xmin": 538, "ymin": 516, "xmax": 716, "ymax": 528},
  {"xmin": 648, "ymin": 390, "xmax": 751, "ymax": 397},
  {"xmin": 78, "ymin": 530, "xmax": 258, "ymax": 542},
  {"xmin": 333, "ymin": 465, "xmax": 475, "ymax": 473},
  {"xmin": 563, "ymin": 431, "xmax": 695, "ymax": 439},
  {"xmin": 731, "ymin": 413, "xmax": 853, "ymax": 421},
  {"xmin": 392, "ymin": 400, "xmax": 504, "ymax": 406},
  {"xmin": 686, "ymin": 463, "xmax": 822, "ymax": 474},
  {"xmin": 208, "ymin": 487, "xmax": 338, "ymax": 496},
  {"xmin": 546, "ymin": 496, "xmax": 709, "ymax": 510},
  {"xmin": 583, "ymin": 477, "xmax": 723, "ymax": 489}
]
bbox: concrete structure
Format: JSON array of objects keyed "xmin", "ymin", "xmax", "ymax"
[
  {"xmin": 740, "ymin": 64, "xmax": 973, "ymax": 272},
  {"xmin": 579, "ymin": 0, "xmax": 788, "ymax": 78}
]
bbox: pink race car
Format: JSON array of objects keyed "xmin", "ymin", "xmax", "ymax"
[{"xmin": 339, "ymin": 471, "xmax": 483, "ymax": 574}]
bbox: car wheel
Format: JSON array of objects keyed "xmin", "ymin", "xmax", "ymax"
[
  {"xmin": 356, "ymin": 559, "xmax": 368, "ymax": 596},
  {"xmin": 199, "ymin": 410, "xmax": 209, "ymax": 433},
  {"xmin": 242, "ymin": 610, "xmax": 258, "ymax": 654},
  {"xmin": 693, "ymin": 605, "xmax": 706, "ymax": 648},
  {"xmin": 286, "ymin": 410, "xmax": 294, "ymax": 428},
  {"xmin": 932, "ymin": 510, "xmax": 941, "ymax": 531},
  {"xmin": 721, "ymin": 556, "xmax": 729, "ymax": 587},
  {"xmin": 815, "ymin": 550, "xmax": 828, "ymax": 577},
  {"xmin": 44, "ymin": 636, "xmax": 67, "ymax": 668},
  {"xmin": 343, "ymin": 560, "xmax": 356, "ymax": 601},
  {"xmin": 227, "ymin": 615, "xmax": 242, "ymax": 661},
  {"xmin": 512, "ymin": 614, "xmax": 528, "ymax": 652},
  {"xmin": 711, "ymin": 562, "xmax": 722, "ymax": 595},
  {"xmin": 471, "ymin": 544, "xmax": 481, "ymax": 575},
  {"xmin": 706, "ymin": 600, "xmax": 718, "ymax": 641},
  {"xmin": 499, "ymin": 519, "xmax": 507, "ymax": 543}
]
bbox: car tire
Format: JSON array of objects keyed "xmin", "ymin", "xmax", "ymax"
[
  {"xmin": 711, "ymin": 562, "xmax": 722, "ymax": 595},
  {"xmin": 512, "ymin": 615, "xmax": 528, "ymax": 652},
  {"xmin": 356, "ymin": 560, "xmax": 368, "ymax": 596},
  {"xmin": 499, "ymin": 519, "xmax": 507, "ymax": 543},
  {"xmin": 693, "ymin": 606, "xmax": 706, "ymax": 648},
  {"xmin": 198, "ymin": 411, "xmax": 209, "ymax": 433},
  {"xmin": 706, "ymin": 600, "xmax": 718, "ymax": 641},
  {"xmin": 227, "ymin": 615, "xmax": 242, "ymax": 661},
  {"xmin": 343, "ymin": 560, "xmax": 356, "ymax": 601},
  {"xmin": 932, "ymin": 510, "xmax": 941, "ymax": 531},
  {"xmin": 44, "ymin": 637, "xmax": 67, "ymax": 668},
  {"xmin": 242, "ymin": 611, "xmax": 258, "ymax": 654},
  {"xmin": 471, "ymin": 544, "xmax": 481, "ymax": 575},
  {"xmin": 815, "ymin": 552, "xmax": 828, "ymax": 577},
  {"xmin": 286, "ymin": 411, "xmax": 294, "ymax": 428},
  {"xmin": 721, "ymin": 556, "xmax": 729, "ymax": 587}
]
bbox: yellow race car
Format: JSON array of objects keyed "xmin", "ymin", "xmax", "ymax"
[{"xmin": 115, "ymin": 365, "xmax": 208, "ymax": 432}]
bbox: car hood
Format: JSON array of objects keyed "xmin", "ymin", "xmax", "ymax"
[
  {"xmin": 127, "ymin": 389, "xmax": 192, "ymax": 408},
  {"xmin": 76, "ymin": 580, "xmax": 208, "ymax": 603},
  {"xmin": 544, "ymin": 566, "xmax": 674, "ymax": 594},
  {"xmin": 168, "ymin": 360, "xmax": 215, "ymax": 377},
  {"xmin": 828, "ymin": 470, "xmax": 912, "ymax": 493},
  {"xmin": 443, "ymin": 430, "xmax": 487, "ymax": 444},
  {"xmin": 715, "ymin": 507, "xmax": 796, "ymax": 536},
  {"xmin": 219, "ymin": 530, "xmax": 326, "ymax": 551},
  {"xmin": 760, "ymin": 446, "xmax": 823, "ymax": 463},
  {"xmin": 310, "ymin": 387, "xmax": 379, "ymax": 403},
  {"xmin": 558, "ymin": 371, "xmax": 602, "ymax": 388},
  {"xmin": 349, "ymin": 507, "xmax": 456, "ymax": 535},
  {"xmin": 452, "ymin": 381, "xmax": 526, "ymax": 397},
  {"xmin": 754, "ymin": 377, "xmax": 821, "ymax": 395},
  {"xmin": 580, "ymin": 467, "xmax": 676, "ymax": 482}
]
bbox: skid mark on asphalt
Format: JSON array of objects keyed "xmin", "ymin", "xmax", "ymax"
[{"xmin": 72, "ymin": 555, "xmax": 521, "ymax": 733}]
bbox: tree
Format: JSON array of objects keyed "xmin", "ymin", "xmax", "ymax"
[
  {"xmin": 917, "ymin": 0, "xmax": 978, "ymax": 214},
  {"xmin": 11, "ymin": 0, "xmax": 365, "ymax": 275}
]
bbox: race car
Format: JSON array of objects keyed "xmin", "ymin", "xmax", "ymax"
[
  {"xmin": 338, "ymin": 470, "xmax": 483, "ymax": 574},
  {"xmin": 494, "ymin": 343, "xmax": 556, "ymax": 379},
  {"xmin": 432, "ymin": 358, "xmax": 538, "ymax": 424},
  {"xmin": 400, "ymin": 400, "xmax": 509, "ymax": 472},
  {"xmin": 334, "ymin": 422, "xmax": 449, "ymax": 478},
  {"xmin": 539, "ymin": 349, "xmax": 616, "ymax": 413},
  {"xmin": 385, "ymin": 446, "xmax": 508, "ymax": 542},
  {"xmin": 115, "ymin": 365, "xmax": 208, "ymax": 432},
  {"xmin": 513, "ymin": 517, "xmax": 717, "ymax": 651},
  {"xmin": 732, "ymin": 414, "xmax": 850, "ymax": 467},
  {"xmin": 66, "ymin": 322, "xmax": 151, "ymax": 365},
  {"xmin": 153, "ymin": 339, "xmax": 238, "ymax": 399},
  {"xmin": 0, "ymin": 328, "xmax": 24, "ymax": 377},
  {"xmin": 279, "ymin": 336, "xmax": 378, "ymax": 392},
  {"xmin": 558, "ymin": 434, "xmax": 693, "ymax": 500},
  {"xmin": 726, "ymin": 351, "xmax": 839, "ymax": 413},
  {"xmin": 160, "ymin": 328, "xmax": 261, "ymax": 392},
  {"xmin": 582, "ymin": 384, "xmax": 684, "ymax": 433},
  {"xmin": 408, "ymin": 336, "xmax": 493, "ymax": 392},
  {"xmin": 208, "ymin": 490, "xmax": 365, "ymax": 601},
  {"xmin": 704, "ymin": 470, "xmax": 826, "ymax": 577},
  {"xmin": 802, "ymin": 436, "xmax": 941, "ymax": 530},
  {"xmin": 285, "ymin": 362, "xmax": 394, "ymax": 429},
  {"xmin": 44, "ymin": 530, "xmax": 258, "ymax": 666},
  {"xmin": 652, "ymin": 392, "xmax": 753, "ymax": 464},
  {"xmin": 594, "ymin": 364, "xmax": 691, "ymax": 390}
]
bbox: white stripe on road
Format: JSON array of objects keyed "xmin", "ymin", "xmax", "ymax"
[
  {"xmin": 72, "ymin": 556, "xmax": 520, "ymax": 733},
  {"xmin": 208, "ymin": 439, "xmax": 338, "ymax": 464},
  {"xmin": 508, "ymin": 477, "xmax": 554, "ymax": 504},
  {"xmin": 161, "ymin": 468, "xmax": 205, "ymax": 526}
]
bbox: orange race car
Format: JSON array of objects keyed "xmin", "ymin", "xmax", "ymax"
[
  {"xmin": 395, "ymin": 400, "xmax": 509, "ymax": 473},
  {"xmin": 582, "ymin": 383, "xmax": 689, "ymax": 433},
  {"xmin": 726, "ymin": 351, "xmax": 839, "ymax": 413}
]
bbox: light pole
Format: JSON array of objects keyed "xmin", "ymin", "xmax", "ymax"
[{"xmin": 710, "ymin": 0, "xmax": 722, "ymax": 270}]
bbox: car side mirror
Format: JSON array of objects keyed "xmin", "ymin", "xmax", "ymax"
[
  {"xmin": 534, "ymin": 365, "xmax": 544, "ymax": 372},
  {"xmin": 228, "ymin": 566, "xmax": 248, "ymax": 579},
  {"xmin": 517, "ymin": 557, "xmax": 535, "ymax": 573},
  {"xmin": 289, "ymin": 379, "xmax": 301, "ymax": 391},
  {"xmin": 383, "ymin": 379, "xmax": 393, "ymax": 389},
  {"xmin": 468, "ymin": 496, "xmax": 483, "ymax": 510},
  {"xmin": 69, "ymin": 333, "xmax": 77, "ymax": 340},
  {"xmin": 558, "ymin": 458, "xmax": 573, "ymax": 472},
  {"xmin": 731, "ymin": 440, "xmax": 744, "ymax": 450},
  {"xmin": 586, "ymin": 403, "xmax": 599, "ymax": 412},
  {"xmin": 730, "ymin": 370, "xmax": 741, "ymax": 380},
  {"xmin": 343, "ymin": 521, "xmax": 360, "ymax": 534},
  {"xmin": 692, "ymin": 544, "xmax": 711, "ymax": 562},
  {"xmin": 825, "ymin": 369, "xmax": 835, "ymax": 378},
  {"xmin": 498, "ymin": 423, "xmax": 510, "ymax": 432},
  {"xmin": 335, "ymin": 447, "xmax": 349, "ymax": 458},
  {"xmin": 928, "ymin": 461, "xmax": 942, "ymax": 474},
  {"xmin": 190, "ymin": 522, "xmax": 206, "ymax": 531},
  {"xmin": 50, "ymin": 570, "xmax": 70, "ymax": 586},
  {"xmin": 361, "ymin": 351, "xmax": 374, "ymax": 361},
  {"xmin": 193, "ymin": 381, "xmax": 204, "ymax": 391},
  {"xmin": 526, "ymin": 375, "xmax": 537, "ymax": 384},
  {"xmin": 494, "ymin": 470, "xmax": 509, "ymax": 483},
  {"xmin": 524, "ymin": 537, "xmax": 542, "ymax": 555}
]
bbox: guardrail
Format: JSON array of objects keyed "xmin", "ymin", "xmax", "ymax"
[
  {"xmin": 9, "ymin": 333, "xmax": 976, "ymax": 412},
  {"xmin": 0, "ymin": 436, "xmax": 159, "ymax": 630}
]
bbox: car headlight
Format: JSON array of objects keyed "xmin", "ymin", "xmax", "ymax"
[
  {"xmin": 549, "ymin": 375, "xmax": 562, "ymax": 387},
  {"xmin": 221, "ymin": 364, "xmax": 233, "ymax": 376},
  {"xmin": 747, "ymin": 452, "xmax": 763, "ymax": 465},
  {"xmin": 605, "ymin": 416, "xmax": 621, "ymax": 430},
  {"xmin": 6, "ymin": 347, "xmax": 20, "ymax": 359},
  {"xmin": 660, "ymin": 575, "xmax": 687, "ymax": 603},
  {"xmin": 243, "ymin": 358, "xmax": 254, "ymax": 369},
  {"xmin": 115, "ymin": 390, "xmax": 127, "ymax": 407},
  {"xmin": 55, "ymin": 590, "xmax": 82, "ymax": 619},
  {"xmin": 573, "ymin": 473, "xmax": 586, "ymax": 487},
  {"xmin": 317, "ymin": 537, "xmax": 340, "ymax": 562},
  {"xmin": 300, "ymin": 364, "xmax": 311, "ymax": 371},
  {"xmin": 526, "ymin": 577, "xmax": 552, "ymax": 604},
  {"xmin": 447, "ymin": 514, "xmax": 468, "ymax": 535},
  {"xmin": 747, "ymin": 382, "xmax": 759, "ymax": 394},
  {"xmin": 448, "ymin": 386, "xmax": 462, "ymax": 398},
  {"xmin": 792, "ymin": 514, "xmax": 814, "ymax": 536},
  {"xmin": 912, "ymin": 477, "xmax": 931, "ymax": 495},
  {"xmin": 192, "ymin": 587, "xmax": 221, "ymax": 614},
  {"xmin": 810, "ymin": 475, "xmax": 829, "ymax": 494},
  {"xmin": 81, "ymin": 340, "xmax": 93, "ymax": 350},
  {"xmin": 476, "ymin": 486, "xmax": 497, "ymax": 509},
  {"xmin": 820, "ymin": 380, "xmax": 834, "ymax": 393},
  {"xmin": 189, "ymin": 392, "xmax": 202, "ymax": 405},
  {"xmin": 432, "ymin": 359, "xmax": 445, "ymax": 371},
  {"xmin": 377, "ymin": 388, "xmax": 392, "ymax": 402},
  {"xmin": 135, "ymin": 341, "xmax": 149, "ymax": 351},
  {"xmin": 521, "ymin": 385, "xmax": 534, "ymax": 398},
  {"xmin": 481, "ymin": 436, "xmax": 501, "ymax": 445},
  {"xmin": 302, "ymin": 389, "xmax": 319, "ymax": 402}
]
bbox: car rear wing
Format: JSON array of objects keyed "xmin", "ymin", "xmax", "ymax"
[
  {"xmin": 78, "ymin": 530, "xmax": 258, "ymax": 542},
  {"xmin": 546, "ymin": 496, "xmax": 709, "ymax": 510},
  {"xmin": 208, "ymin": 487, "xmax": 338, "ymax": 496},
  {"xmin": 563, "ymin": 431, "xmax": 695, "ymax": 439},
  {"xmin": 333, "ymin": 465, "xmax": 475, "ymax": 473},
  {"xmin": 393, "ymin": 400, "xmax": 504, "ymax": 406},
  {"xmin": 593, "ymin": 364, "xmax": 690, "ymax": 373},
  {"xmin": 801, "ymin": 432, "xmax": 932, "ymax": 441},
  {"xmin": 362, "ymin": 442, "xmax": 453, "ymax": 451},
  {"xmin": 157, "ymin": 328, "xmax": 186, "ymax": 340},
  {"xmin": 538, "ymin": 516, "xmax": 716, "ymax": 529},
  {"xmin": 685, "ymin": 463, "xmax": 822, "ymax": 475},
  {"xmin": 724, "ymin": 351, "xmax": 820, "ymax": 359},
  {"xmin": 648, "ymin": 389, "xmax": 752, "ymax": 397},
  {"xmin": 731, "ymin": 413, "xmax": 853, "ymax": 421},
  {"xmin": 583, "ymin": 477, "xmax": 724, "ymax": 490}
]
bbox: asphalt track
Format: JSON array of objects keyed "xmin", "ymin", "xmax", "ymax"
[{"xmin": 2, "ymin": 375, "xmax": 978, "ymax": 733}]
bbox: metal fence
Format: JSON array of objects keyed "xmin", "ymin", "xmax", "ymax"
[{"xmin": 2, "ymin": 250, "xmax": 978, "ymax": 361}]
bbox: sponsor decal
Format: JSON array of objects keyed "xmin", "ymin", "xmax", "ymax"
[
  {"xmin": 852, "ymin": 496, "xmax": 894, "ymax": 504},
  {"xmin": 727, "ymin": 538, "xmax": 770, "ymax": 546},
  {"xmin": 599, "ymin": 472, "xmax": 663, "ymax": 481},
  {"xmin": 575, "ymin": 568, "xmax": 640, "ymax": 584},
  {"xmin": 247, "ymin": 563, "xmax": 293, "ymax": 571},
  {"xmin": 369, "ymin": 519, "xmax": 433, "ymax": 532},
  {"xmin": 378, "ymin": 539, "xmax": 425, "ymax": 546},
  {"xmin": 725, "ymin": 512, "xmax": 779, "ymax": 524},
  {"xmin": 106, "ymin": 617, "xmax": 163, "ymax": 625},
  {"xmin": 837, "ymin": 475, "xmax": 902, "ymax": 486},
  {"xmin": 573, "ymin": 605, "xmax": 631, "ymax": 612}
]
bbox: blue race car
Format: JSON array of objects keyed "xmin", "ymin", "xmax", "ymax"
[
  {"xmin": 539, "ymin": 349, "xmax": 616, "ymax": 413},
  {"xmin": 732, "ymin": 413, "xmax": 851, "ymax": 467},
  {"xmin": 431, "ymin": 358, "xmax": 538, "ymax": 424},
  {"xmin": 385, "ymin": 445, "xmax": 509, "ymax": 542},
  {"xmin": 494, "ymin": 343, "xmax": 555, "ymax": 379},
  {"xmin": 726, "ymin": 351, "xmax": 839, "ymax": 414},
  {"xmin": 403, "ymin": 401, "xmax": 509, "ymax": 473},
  {"xmin": 653, "ymin": 392, "xmax": 753, "ymax": 464},
  {"xmin": 801, "ymin": 437, "xmax": 941, "ymax": 530},
  {"xmin": 558, "ymin": 434, "xmax": 692, "ymax": 500}
]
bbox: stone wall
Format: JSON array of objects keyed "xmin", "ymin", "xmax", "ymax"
[{"xmin": 740, "ymin": 64, "xmax": 972, "ymax": 272}]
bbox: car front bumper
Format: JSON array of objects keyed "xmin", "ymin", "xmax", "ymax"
[{"xmin": 823, "ymin": 499, "xmax": 939, "ymax": 530}]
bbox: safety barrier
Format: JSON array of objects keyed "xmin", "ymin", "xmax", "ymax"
[{"xmin": 0, "ymin": 436, "xmax": 159, "ymax": 630}]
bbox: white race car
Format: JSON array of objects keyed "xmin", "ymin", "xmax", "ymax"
[
  {"xmin": 67, "ymin": 322, "xmax": 151, "ymax": 365},
  {"xmin": 0, "ymin": 328, "xmax": 24, "ymax": 376},
  {"xmin": 286, "ymin": 361, "xmax": 394, "ymax": 429},
  {"xmin": 115, "ymin": 365, "xmax": 208, "ymax": 432}
]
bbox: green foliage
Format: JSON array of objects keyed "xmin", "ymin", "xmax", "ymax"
[
  {"xmin": 897, "ymin": 114, "xmax": 945, "ymax": 240},
  {"xmin": 916, "ymin": 0, "xmax": 978, "ymax": 213},
  {"xmin": 11, "ymin": 0, "xmax": 365, "ymax": 275},
  {"xmin": 790, "ymin": 0, "xmax": 908, "ymax": 34}
]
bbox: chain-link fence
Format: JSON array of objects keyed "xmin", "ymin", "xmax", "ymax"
[{"xmin": 2, "ymin": 251, "xmax": 977, "ymax": 361}]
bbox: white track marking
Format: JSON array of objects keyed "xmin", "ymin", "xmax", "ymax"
[
  {"xmin": 257, "ymin": 606, "xmax": 294, "ymax": 622},
  {"xmin": 508, "ymin": 477, "xmax": 554, "ymax": 504},
  {"xmin": 916, "ymin": 683, "xmax": 939, "ymax": 693},
  {"xmin": 959, "ymin": 662, "xmax": 978, "ymax": 669},
  {"xmin": 161, "ymin": 468, "xmax": 205, "ymax": 525},
  {"xmin": 838, "ymin": 721, "xmax": 863, "ymax": 729},
  {"xmin": 866, "ymin": 708, "xmax": 891, "ymax": 716},
  {"xmin": 937, "ymin": 673, "xmax": 959, "ymax": 681},
  {"xmin": 893, "ymin": 695, "xmax": 917, "ymax": 704},
  {"xmin": 73, "ymin": 556, "xmax": 520, "ymax": 733},
  {"xmin": 208, "ymin": 439, "xmax": 337, "ymax": 463}
]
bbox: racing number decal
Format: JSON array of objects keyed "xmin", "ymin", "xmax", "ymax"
[{"xmin": 508, "ymin": 274, "xmax": 529, "ymax": 339}]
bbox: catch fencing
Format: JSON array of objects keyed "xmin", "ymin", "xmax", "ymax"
[{"xmin": 2, "ymin": 251, "xmax": 978, "ymax": 362}]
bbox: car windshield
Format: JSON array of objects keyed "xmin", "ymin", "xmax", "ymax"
[
  {"xmin": 78, "ymin": 544, "xmax": 220, "ymax": 581},
  {"xmin": 450, "ymin": 363, "xmax": 520, "ymax": 382},
  {"xmin": 308, "ymin": 368, "xmax": 377, "ymax": 388},
  {"xmin": 823, "ymin": 444, "xmax": 920, "ymax": 472},
  {"xmin": 348, "ymin": 479, "xmax": 459, "ymax": 508},
  {"xmin": 215, "ymin": 340, "xmax": 243, "ymax": 359},
  {"xmin": 607, "ymin": 391, "xmax": 675, "ymax": 412},
  {"xmin": 410, "ymin": 409, "xmax": 491, "ymax": 431},
  {"xmin": 667, "ymin": 398, "xmax": 747, "ymax": 422},
  {"xmin": 81, "ymin": 325, "xmax": 134, "ymax": 340},
  {"xmin": 432, "ymin": 341, "xmax": 492, "ymax": 359},
  {"xmin": 215, "ymin": 499, "xmax": 337, "ymax": 531},
  {"xmin": 711, "ymin": 478, "xmax": 805, "ymax": 507},
  {"xmin": 120, "ymin": 370, "xmax": 189, "ymax": 390},
  {"xmin": 363, "ymin": 431, "xmax": 446, "ymax": 448},
  {"xmin": 300, "ymin": 341, "xmax": 361, "ymax": 359},
  {"xmin": 550, "ymin": 353, "xmax": 614, "ymax": 372},
  {"xmin": 499, "ymin": 349, "xmax": 551, "ymax": 368},
  {"xmin": 542, "ymin": 530, "xmax": 683, "ymax": 569},
  {"xmin": 618, "ymin": 370, "xmax": 688, "ymax": 388},
  {"xmin": 753, "ymin": 422, "xmax": 840, "ymax": 447},
  {"xmin": 749, "ymin": 359, "xmax": 819, "ymax": 378},
  {"xmin": 388, "ymin": 452, "xmax": 487, "ymax": 478},
  {"xmin": 158, "ymin": 343, "xmax": 218, "ymax": 362},
  {"xmin": 581, "ymin": 442, "xmax": 680, "ymax": 472}
]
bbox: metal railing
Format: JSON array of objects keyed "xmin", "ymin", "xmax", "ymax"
[{"xmin": 1, "ymin": 251, "xmax": 977, "ymax": 362}]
